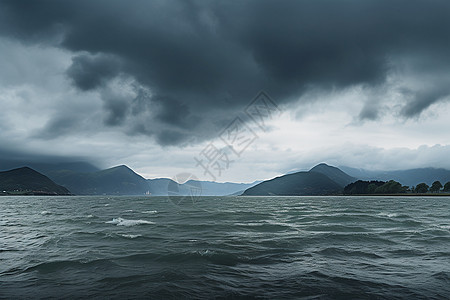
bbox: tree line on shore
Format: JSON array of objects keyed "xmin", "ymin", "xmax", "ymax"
[{"xmin": 344, "ymin": 180, "xmax": 450, "ymax": 195}]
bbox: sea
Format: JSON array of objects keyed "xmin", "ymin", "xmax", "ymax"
[{"xmin": 1, "ymin": 196, "xmax": 449, "ymax": 299}]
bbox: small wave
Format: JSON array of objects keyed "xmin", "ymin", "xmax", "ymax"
[
  {"xmin": 40, "ymin": 211, "xmax": 51, "ymax": 215},
  {"xmin": 106, "ymin": 217, "xmax": 154, "ymax": 227},
  {"xmin": 433, "ymin": 224, "xmax": 450, "ymax": 230},
  {"xmin": 120, "ymin": 234, "xmax": 142, "ymax": 239},
  {"xmin": 170, "ymin": 250, "xmax": 240, "ymax": 266},
  {"xmin": 142, "ymin": 210, "xmax": 158, "ymax": 214},
  {"xmin": 377, "ymin": 212, "xmax": 398, "ymax": 218},
  {"xmin": 0, "ymin": 248, "xmax": 21, "ymax": 253},
  {"xmin": 24, "ymin": 258, "xmax": 119, "ymax": 274},
  {"xmin": 317, "ymin": 247, "xmax": 383, "ymax": 259},
  {"xmin": 432, "ymin": 271, "xmax": 450, "ymax": 282}
]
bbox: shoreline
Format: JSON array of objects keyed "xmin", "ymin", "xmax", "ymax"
[{"xmin": 343, "ymin": 193, "xmax": 450, "ymax": 197}]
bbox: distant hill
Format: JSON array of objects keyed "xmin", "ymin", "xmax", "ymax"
[
  {"xmin": 147, "ymin": 178, "xmax": 175, "ymax": 196},
  {"xmin": 242, "ymin": 171, "xmax": 342, "ymax": 196},
  {"xmin": 49, "ymin": 165, "xmax": 150, "ymax": 195},
  {"xmin": 188, "ymin": 180, "xmax": 258, "ymax": 196},
  {"xmin": 148, "ymin": 178, "xmax": 259, "ymax": 196},
  {"xmin": 340, "ymin": 166, "xmax": 450, "ymax": 187},
  {"xmin": 309, "ymin": 163, "xmax": 355, "ymax": 187},
  {"xmin": 0, "ymin": 167, "xmax": 71, "ymax": 195}
]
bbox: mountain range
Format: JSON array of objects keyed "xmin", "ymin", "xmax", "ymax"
[
  {"xmin": 0, "ymin": 162, "xmax": 257, "ymax": 196},
  {"xmin": 1, "ymin": 160, "xmax": 450, "ymax": 196}
]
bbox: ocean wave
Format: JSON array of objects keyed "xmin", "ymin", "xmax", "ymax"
[
  {"xmin": 377, "ymin": 212, "xmax": 398, "ymax": 218},
  {"xmin": 120, "ymin": 234, "xmax": 142, "ymax": 239},
  {"xmin": 118, "ymin": 250, "xmax": 242, "ymax": 266},
  {"xmin": 142, "ymin": 210, "xmax": 158, "ymax": 214},
  {"xmin": 317, "ymin": 247, "xmax": 384, "ymax": 259},
  {"xmin": 23, "ymin": 258, "xmax": 120, "ymax": 274},
  {"xmin": 106, "ymin": 217, "xmax": 154, "ymax": 227}
]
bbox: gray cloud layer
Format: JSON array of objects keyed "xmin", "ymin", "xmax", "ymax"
[{"xmin": 1, "ymin": 0, "xmax": 450, "ymax": 146}]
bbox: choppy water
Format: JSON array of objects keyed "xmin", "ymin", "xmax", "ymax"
[{"xmin": 1, "ymin": 196, "xmax": 449, "ymax": 299}]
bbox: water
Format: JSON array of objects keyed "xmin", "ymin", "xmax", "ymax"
[{"xmin": 1, "ymin": 196, "xmax": 449, "ymax": 299}]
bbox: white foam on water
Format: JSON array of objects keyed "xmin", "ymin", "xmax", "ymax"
[
  {"xmin": 87, "ymin": 214, "xmax": 94, "ymax": 218},
  {"xmin": 434, "ymin": 224, "xmax": 450, "ymax": 230},
  {"xmin": 106, "ymin": 217, "xmax": 154, "ymax": 227},
  {"xmin": 377, "ymin": 212, "xmax": 398, "ymax": 218},
  {"xmin": 197, "ymin": 249, "xmax": 214, "ymax": 256},
  {"xmin": 120, "ymin": 234, "xmax": 142, "ymax": 239},
  {"xmin": 142, "ymin": 210, "xmax": 158, "ymax": 214},
  {"xmin": 40, "ymin": 211, "xmax": 51, "ymax": 215}
]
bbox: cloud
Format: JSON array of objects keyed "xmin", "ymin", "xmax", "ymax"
[
  {"xmin": 1, "ymin": 0, "xmax": 450, "ymax": 146},
  {"xmin": 66, "ymin": 53, "xmax": 122, "ymax": 91},
  {"xmin": 36, "ymin": 115, "xmax": 81, "ymax": 140},
  {"xmin": 400, "ymin": 85, "xmax": 450, "ymax": 118}
]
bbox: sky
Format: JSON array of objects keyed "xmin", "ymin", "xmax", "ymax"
[{"xmin": 1, "ymin": 0, "xmax": 450, "ymax": 182}]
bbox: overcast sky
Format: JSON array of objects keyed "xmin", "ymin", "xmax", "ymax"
[{"xmin": 1, "ymin": 0, "xmax": 450, "ymax": 182}]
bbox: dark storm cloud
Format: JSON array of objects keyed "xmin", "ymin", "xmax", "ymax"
[
  {"xmin": 359, "ymin": 104, "xmax": 380, "ymax": 121},
  {"xmin": 400, "ymin": 84, "xmax": 450, "ymax": 118},
  {"xmin": 100, "ymin": 88, "xmax": 130, "ymax": 126},
  {"xmin": 1, "ymin": 0, "xmax": 450, "ymax": 144},
  {"xmin": 66, "ymin": 54, "xmax": 122, "ymax": 91},
  {"xmin": 0, "ymin": 147, "xmax": 98, "ymax": 172},
  {"xmin": 36, "ymin": 115, "xmax": 81, "ymax": 140}
]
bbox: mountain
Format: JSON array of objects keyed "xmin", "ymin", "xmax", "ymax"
[
  {"xmin": 242, "ymin": 171, "xmax": 343, "ymax": 196},
  {"xmin": 187, "ymin": 180, "xmax": 259, "ymax": 196},
  {"xmin": 147, "ymin": 178, "xmax": 175, "ymax": 196},
  {"xmin": 340, "ymin": 166, "xmax": 450, "ymax": 187},
  {"xmin": 49, "ymin": 165, "xmax": 150, "ymax": 195},
  {"xmin": 309, "ymin": 163, "xmax": 355, "ymax": 187},
  {"xmin": 0, "ymin": 167, "xmax": 71, "ymax": 195},
  {"xmin": 147, "ymin": 178, "xmax": 259, "ymax": 196}
]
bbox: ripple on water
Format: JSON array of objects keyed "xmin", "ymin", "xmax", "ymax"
[{"xmin": 106, "ymin": 217, "xmax": 154, "ymax": 227}]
